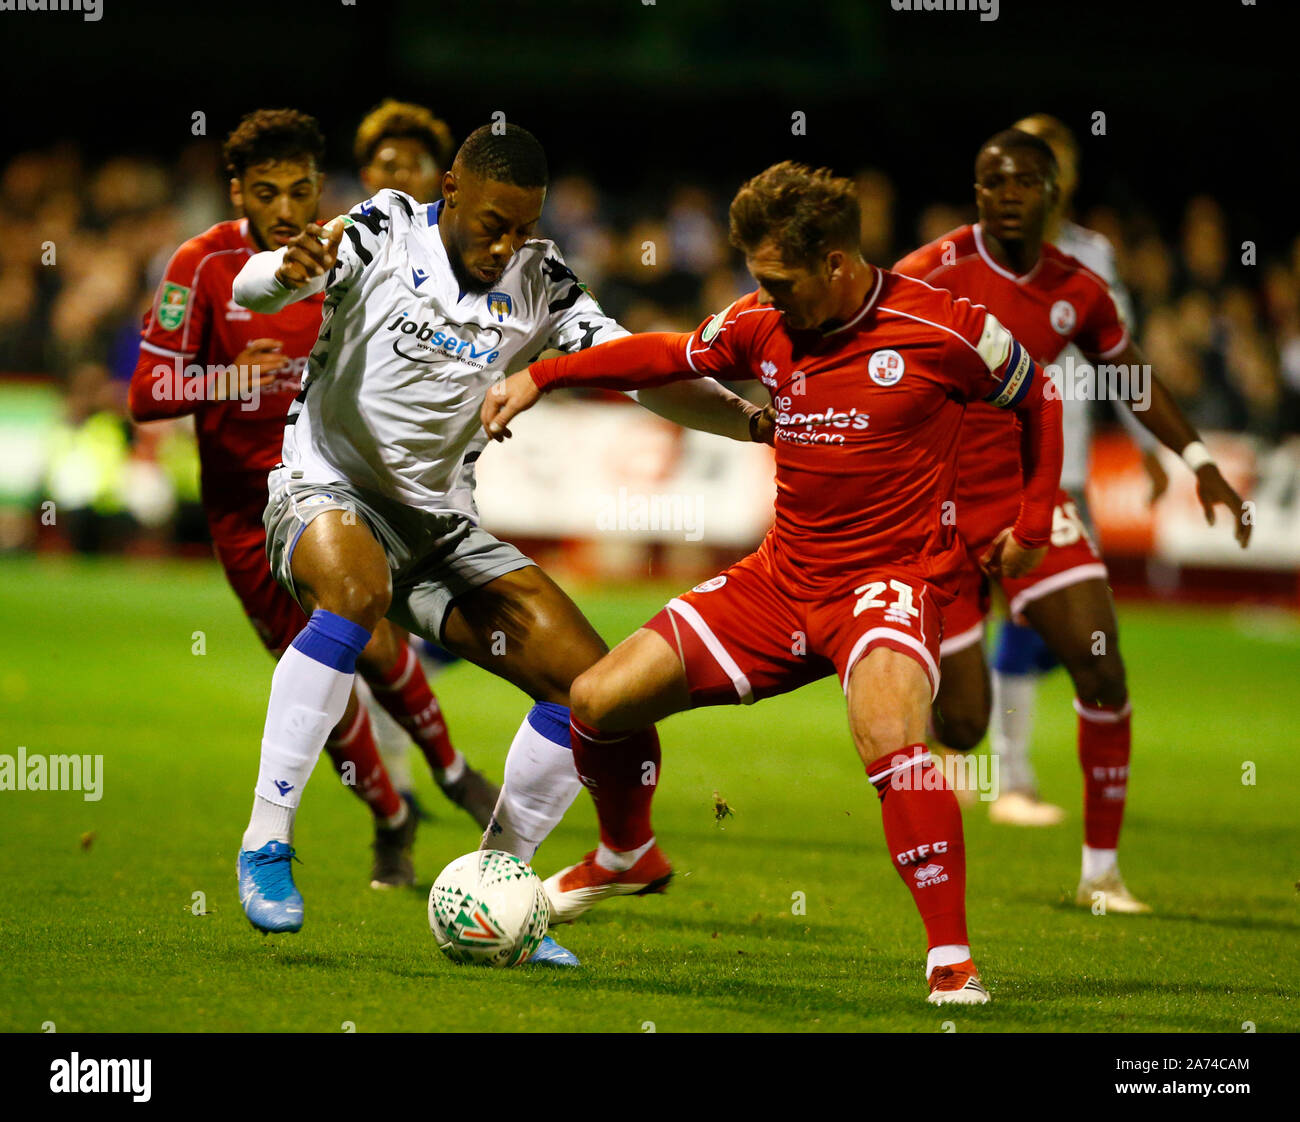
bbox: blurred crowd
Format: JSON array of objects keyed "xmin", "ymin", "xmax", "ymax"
[{"xmin": 4, "ymin": 139, "xmax": 1300, "ymax": 552}]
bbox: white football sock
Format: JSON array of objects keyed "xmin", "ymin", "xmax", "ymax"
[
  {"xmin": 482, "ymin": 707, "xmax": 582, "ymax": 862},
  {"xmin": 380, "ymin": 799, "xmax": 409, "ymax": 831},
  {"xmin": 1082, "ymin": 845, "xmax": 1118, "ymax": 881},
  {"xmin": 242, "ymin": 642, "xmax": 356, "ymax": 851},
  {"xmin": 927, "ymin": 944, "xmax": 972, "ymax": 977},
  {"xmin": 991, "ymin": 671, "xmax": 1038, "ymax": 795},
  {"xmin": 437, "ymin": 750, "xmax": 466, "ymax": 786},
  {"xmin": 596, "ymin": 837, "xmax": 655, "ymax": 872},
  {"xmin": 243, "ymin": 795, "xmax": 296, "ymax": 849}
]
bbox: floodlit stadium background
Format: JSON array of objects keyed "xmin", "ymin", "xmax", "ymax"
[{"xmin": 2, "ymin": 0, "xmax": 1297, "ymax": 597}]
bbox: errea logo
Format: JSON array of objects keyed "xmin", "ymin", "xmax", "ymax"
[{"xmin": 914, "ymin": 863, "xmax": 948, "ymax": 887}]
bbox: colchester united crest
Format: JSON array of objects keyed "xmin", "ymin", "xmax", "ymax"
[{"xmin": 487, "ymin": 291, "xmax": 513, "ymax": 323}]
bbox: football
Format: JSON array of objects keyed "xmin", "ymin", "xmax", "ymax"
[{"xmin": 428, "ymin": 850, "xmax": 550, "ymax": 967}]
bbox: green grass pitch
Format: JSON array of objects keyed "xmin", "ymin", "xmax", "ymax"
[{"xmin": 1, "ymin": 556, "xmax": 1296, "ymax": 1033}]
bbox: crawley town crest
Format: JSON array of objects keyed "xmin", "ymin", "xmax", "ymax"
[
  {"xmin": 868, "ymin": 349, "xmax": 905, "ymax": 386},
  {"xmin": 1050, "ymin": 299, "xmax": 1076, "ymax": 334}
]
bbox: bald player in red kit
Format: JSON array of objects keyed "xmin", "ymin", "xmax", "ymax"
[
  {"xmin": 482, "ymin": 161, "xmax": 1065, "ymax": 1004},
  {"xmin": 893, "ymin": 127, "xmax": 1249, "ymax": 914},
  {"xmin": 129, "ymin": 109, "xmax": 497, "ymax": 895}
]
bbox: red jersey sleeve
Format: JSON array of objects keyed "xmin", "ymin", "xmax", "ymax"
[
  {"xmin": 528, "ymin": 331, "xmax": 694, "ymax": 391},
  {"xmin": 682, "ymin": 295, "xmax": 761, "ymax": 380},
  {"xmin": 142, "ymin": 239, "xmax": 211, "ymax": 361},
  {"xmin": 528, "ymin": 294, "xmax": 764, "ymax": 392},
  {"xmin": 931, "ymin": 294, "xmax": 1033, "ymax": 406},
  {"xmin": 129, "ymin": 239, "xmax": 214, "ymax": 421},
  {"xmin": 1075, "ymin": 282, "xmax": 1129, "ymax": 360},
  {"xmin": 939, "ymin": 295, "xmax": 1063, "ymax": 549}
]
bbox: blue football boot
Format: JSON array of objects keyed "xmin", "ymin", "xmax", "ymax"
[
  {"xmin": 528, "ymin": 934, "xmax": 580, "ymax": 967},
  {"xmin": 237, "ymin": 841, "xmax": 304, "ymax": 933}
]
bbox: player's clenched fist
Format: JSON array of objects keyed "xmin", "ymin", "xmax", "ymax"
[
  {"xmin": 980, "ymin": 527, "xmax": 1047, "ymax": 581},
  {"xmin": 275, "ymin": 219, "xmax": 344, "ymax": 289},
  {"xmin": 481, "ymin": 368, "xmax": 542, "ymax": 441},
  {"xmin": 232, "ymin": 338, "xmax": 289, "ymax": 381},
  {"xmin": 750, "ymin": 403, "xmax": 777, "ymax": 446},
  {"xmin": 210, "ymin": 338, "xmax": 289, "ymax": 399}
]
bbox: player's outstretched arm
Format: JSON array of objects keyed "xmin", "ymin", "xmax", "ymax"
[
  {"xmin": 481, "ymin": 331, "xmax": 699, "ymax": 441},
  {"xmin": 1095, "ymin": 340, "xmax": 1250, "ymax": 547},
  {"xmin": 630, "ymin": 381, "xmax": 771, "ymax": 445},
  {"xmin": 232, "ymin": 219, "xmax": 344, "ymax": 315}
]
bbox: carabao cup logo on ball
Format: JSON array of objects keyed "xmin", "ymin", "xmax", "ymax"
[{"xmin": 868, "ymin": 349, "xmax": 905, "ymax": 387}]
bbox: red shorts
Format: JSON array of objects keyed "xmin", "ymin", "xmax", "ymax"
[
  {"xmin": 940, "ymin": 489, "xmax": 1108, "ymax": 657},
  {"xmin": 213, "ymin": 532, "xmax": 308, "ymax": 657},
  {"xmin": 644, "ymin": 536, "xmax": 945, "ymax": 704}
]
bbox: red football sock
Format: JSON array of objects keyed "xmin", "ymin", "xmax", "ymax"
[
  {"xmin": 364, "ymin": 643, "xmax": 457, "ymax": 771},
  {"xmin": 867, "ymin": 744, "xmax": 969, "ymax": 949},
  {"xmin": 325, "ymin": 704, "xmax": 403, "ymax": 820},
  {"xmin": 1076, "ymin": 699, "xmax": 1131, "ymax": 850},
  {"xmin": 569, "ymin": 716, "xmax": 660, "ymax": 853}
]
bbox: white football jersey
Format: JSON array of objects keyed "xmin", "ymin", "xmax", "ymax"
[
  {"xmin": 238, "ymin": 188, "xmax": 627, "ymax": 518},
  {"xmin": 1051, "ymin": 219, "xmax": 1151, "ymax": 491}
]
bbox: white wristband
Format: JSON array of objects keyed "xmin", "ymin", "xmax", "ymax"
[{"xmin": 1181, "ymin": 441, "xmax": 1214, "ymax": 472}]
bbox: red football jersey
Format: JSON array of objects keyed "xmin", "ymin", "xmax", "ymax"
[
  {"xmin": 533, "ymin": 272, "xmax": 1060, "ymax": 601},
  {"xmin": 130, "ymin": 219, "xmax": 324, "ymax": 545},
  {"xmin": 893, "ymin": 224, "xmax": 1127, "ymax": 531}
]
